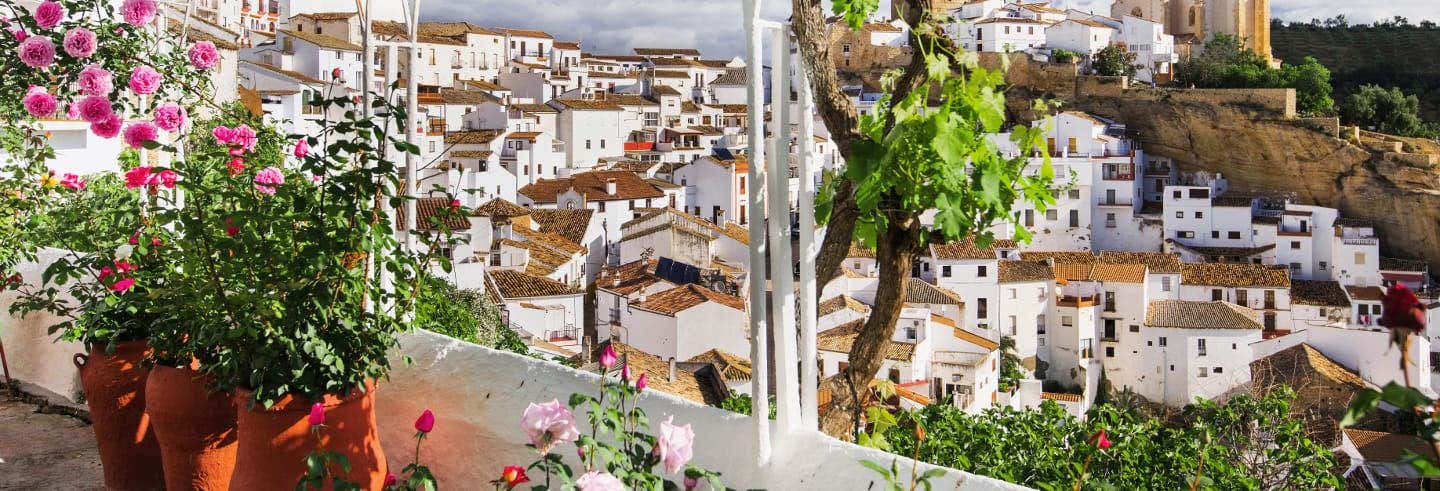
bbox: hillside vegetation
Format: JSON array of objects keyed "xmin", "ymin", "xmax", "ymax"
[{"xmin": 1272, "ymin": 22, "xmax": 1440, "ymax": 119}]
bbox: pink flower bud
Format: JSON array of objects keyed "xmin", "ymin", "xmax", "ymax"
[
  {"xmin": 414, "ymin": 409, "xmax": 434, "ymax": 433},
  {"xmin": 636, "ymin": 373, "xmax": 648, "ymax": 391},
  {"xmin": 599, "ymin": 343, "xmax": 617, "ymax": 369},
  {"xmin": 293, "ymin": 138, "xmax": 309, "ymax": 159},
  {"xmin": 384, "ymin": 473, "xmax": 397, "ymax": 486},
  {"xmin": 621, "ymin": 363, "xmax": 631, "ymax": 381},
  {"xmin": 307, "ymin": 402, "xmax": 325, "ymax": 426}
]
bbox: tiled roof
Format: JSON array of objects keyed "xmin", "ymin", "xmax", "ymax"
[
  {"xmin": 848, "ymin": 243, "xmax": 875, "ymax": 259},
  {"xmin": 711, "ymin": 70, "xmax": 747, "ymax": 86},
  {"xmin": 634, "ymin": 47, "xmax": 702, "ymax": 56},
  {"xmin": 713, "ymin": 104, "xmax": 749, "ymax": 114},
  {"xmin": 497, "ymin": 237, "xmax": 572, "ymax": 277},
  {"xmin": 370, "ymin": 20, "xmax": 409, "ymax": 38},
  {"xmin": 721, "ymin": 223, "xmax": 750, "ymax": 246},
  {"xmin": 930, "ymin": 314, "xmax": 958, "ymax": 328},
  {"xmin": 1041, "ymin": 392, "xmax": 1082, "ymax": 402},
  {"xmin": 417, "ymin": 21, "xmax": 499, "ymax": 37},
  {"xmin": 1051, "ymin": 262, "xmax": 1094, "ymax": 282},
  {"xmin": 689, "ymin": 125, "xmax": 725, "ymax": 136},
  {"xmin": 587, "ymin": 341, "xmax": 726, "ymax": 405},
  {"xmin": 1252, "ymin": 215, "xmax": 1281, "ymax": 225},
  {"xmin": 818, "ymin": 295, "xmax": 871, "ymax": 317},
  {"xmin": 1145, "ymin": 300, "xmax": 1261, "ymax": 330},
  {"xmin": 529, "ymin": 209, "xmax": 594, "ymax": 244},
  {"xmin": 437, "ymin": 88, "xmax": 500, "ymax": 105},
  {"xmin": 998, "ymin": 260, "xmax": 1053, "ymax": 283},
  {"xmin": 278, "ymin": 29, "xmax": 362, "ymax": 51},
  {"xmin": 1020, "ymin": 251, "xmax": 1097, "ymax": 264},
  {"xmin": 624, "ymin": 222, "xmax": 711, "ymax": 243},
  {"xmin": 512, "ymin": 103, "xmax": 557, "ymax": 113},
  {"xmin": 686, "ymin": 349, "xmax": 752, "ymax": 382},
  {"xmin": 1168, "ymin": 241, "xmax": 1276, "ymax": 258},
  {"xmin": 632, "ymin": 284, "xmax": 746, "ymax": 316},
  {"xmin": 1180, "ymin": 263, "xmax": 1290, "ymax": 288},
  {"xmin": 818, "ymin": 320, "xmax": 915, "ymax": 361},
  {"xmin": 651, "ymin": 70, "xmax": 691, "ymax": 79},
  {"xmin": 553, "ymin": 41, "xmax": 581, "ymax": 50},
  {"xmin": 497, "ymin": 27, "xmax": 553, "ymax": 39},
  {"xmin": 953, "ymin": 328, "xmax": 999, "ymax": 351},
  {"xmin": 444, "ymin": 130, "xmax": 504, "ymax": 145},
  {"xmin": 241, "ymin": 60, "xmax": 328, "ymax": 86},
  {"xmin": 513, "ymin": 226, "xmax": 586, "ymax": 256},
  {"xmin": 398, "ymin": 197, "xmax": 468, "ymax": 231},
  {"xmin": 519, "ymin": 171, "xmax": 666, "ymax": 203},
  {"xmin": 166, "ymin": 20, "xmax": 240, "ymax": 50},
  {"xmin": 1345, "ymin": 286, "xmax": 1385, "ymax": 302},
  {"xmin": 301, "ymin": 11, "xmax": 358, "ymax": 21},
  {"xmin": 605, "ymin": 94, "xmax": 658, "ymax": 106},
  {"xmin": 550, "ymin": 98, "xmax": 623, "ymax": 111},
  {"xmin": 450, "ymin": 150, "xmax": 493, "ymax": 159},
  {"xmin": 597, "ymin": 259, "xmax": 669, "ymax": 296},
  {"xmin": 472, "ymin": 198, "xmax": 531, "ymax": 218},
  {"xmin": 1380, "ymin": 257, "xmax": 1427, "ymax": 272},
  {"xmin": 932, "ymin": 238, "xmax": 1017, "ymax": 260},
  {"xmin": 975, "ymin": 17, "xmax": 1049, "ymax": 25},
  {"xmin": 487, "ymin": 269, "xmax": 581, "ymax": 298},
  {"xmin": 461, "ymin": 79, "xmax": 508, "ymax": 91},
  {"xmin": 1090, "ymin": 263, "xmax": 1147, "ymax": 283},
  {"xmin": 1289, "ymin": 280, "xmax": 1351, "ymax": 307},
  {"xmin": 507, "ymin": 131, "xmax": 543, "ymax": 141},
  {"xmin": 1097, "ymin": 251, "xmax": 1182, "ymax": 273},
  {"xmin": 680, "ymin": 101, "xmax": 704, "ymax": 113},
  {"xmin": 652, "ymin": 85, "xmax": 682, "ymax": 96},
  {"xmin": 1344, "ymin": 429, "xmax": 1440, "ymax": 463},
  {"xmin": 905, "ymin": 278, "xmax": 963, "ymax": 305}
]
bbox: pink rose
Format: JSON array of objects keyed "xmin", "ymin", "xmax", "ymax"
[
  {"xmin": 519, "ymin": 399, "xmax": 579, "ymax": 454},
  {"xmin": 77, "ymin": 64, "xmax": 112, "ymax": 96},
  {"xmin": 122, "ymin": 122, "xmax": 157, "ymax": 150},
  {"xmin": 62, "ymin": 28, "xmax": 96, "ymax": 58},
  {"xmin": 293, "ymin": 138, "xmax": 309, "ymax": 159},
  {"xmin": 232, "ymin": 124, "xmax": 257, "ymax": 151},
  {"xmin": 187, "ymin": 41, "xmax": 218, "ymax": 70},
  {"xmin": 109, "ymin": 277, "xmax": 135, "ymax": 292},
  {"xmin": 128, "ymin": 65, "xmax": 161, "ymax": 95},
  {"xmin": 224, "ymin": 218, "xmax": 239, "ymax": 237},
  {"xmin": 655, "ymin": 416, "xmax": 694, "ymax": 474},
  {"xmin": 120, "ymin": 0, "xmax": 155, "ymax": 27},
  {"xmin": 574, "ymin": 471, "xmax": 624, "ymax": 491},
  {"xmin": 9, "ymin": 27, "xmax": 27, "ymax": 42},
  {"xmin": 76, "ymin": 95, "xmax": 112, "ymax": 123},
  {"xmin": 226, "ymin": 157, "xmax": 245, "ymax": 176},
  {"xmin": 211, "ymin": 125, "xmax": 235, "ymax": 145},
  {"xmin": 308, "ymin": 402, "xmax": 325, "ymax": 426},
  {"xmin": 59, "ymin": 173, "xmax": 84, "ymax": 190},
  {"xmin": 33, "ymin": 1, "xmax": 64, "ymax": 29},
  {"xmin": 151, "ymin": 102, "xmax": 186, "ymax": 132},
  {"xmin": 154, "ymin": 169, "xmax": 177, "ymax": 189},
  {"xmin": 414, "ymin": 409, "xmax": 435, "ymax": 434},
  {"xmin": 253, "ymin": 166, "xmax": 284, "ymax": 195},
  {"xmin": 90, "ymin": 113, "xmax": 122, "ymax": 139},
  {"xmin": 18, "ymin": 36, "xmax": 55, "ymax": 68},
  {"xmin": 123, "ymin": 166, "xmax": 151, "ymax": 189},
  {"xmin": 599, "ymin": 343, "xmax": 617, "ymax": 368},
  {"xmin": 22, "ymin": 88, "xmax": 56, "ymax": 117},
  {"xmin": 636, "ymin": 372, "xmax": 648, "ymax": 391}
]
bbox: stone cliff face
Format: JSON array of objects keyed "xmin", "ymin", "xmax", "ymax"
[{"xmin": 1013, "ymin": 88, "xmax": 1440, "ymax": 271}]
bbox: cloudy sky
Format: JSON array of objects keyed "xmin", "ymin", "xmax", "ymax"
[{"xmin": 421, "ymin": 0, "xmax": 1438, "ymax": 58}]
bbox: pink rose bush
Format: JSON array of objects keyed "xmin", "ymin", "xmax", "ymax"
[
  {"xmin": 22, "ymin": 86, "xmax": 56, "ymax": 117},
  {"xmin": 90, "ymin": 113, "xmax": 121, "ymax": 138},
  {"xmin": 252, "ymin": 166, "xmax": 284, "ymax": 195},
  {"xmin": 76, "ymin": 94, "xmax": 112, "ymax": 123},
  {"xmin": 188, "ymin": 41, "xmax": 219, "ymax": 70},
  {"xmin": 120, "ymin": 0, "xmax": 155, "ymax": 26},
  {"xmin": 19, "ymin": 36, "xmax": 54, "ymax": 68},
  {"xmin": 516, "ymin": 344, "xmax": 721, "ymax": 489},
  {"xmin": 77, "ymin": 64, "xmax": 112, "ymax": 96},
  {"xmin": 151, "ymin": 102, "xmax": 186, "ymax": 132},
  {"xmin": 122, "ymin": 121, "xmax": 157, "ymax": 149},
  {"xmin": 62, "ymin": 28, "xmax": 96, "ymax": 58}
]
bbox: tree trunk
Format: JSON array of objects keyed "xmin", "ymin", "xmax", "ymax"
[{"xmin": 820, "ymin": 216, "xmax": 919, "ymax": 439}]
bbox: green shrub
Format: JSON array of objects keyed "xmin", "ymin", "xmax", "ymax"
[{"xmin": 415, "ymin": 276, "xmax": 527, "ymax": 355}]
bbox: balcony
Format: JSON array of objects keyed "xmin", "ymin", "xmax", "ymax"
[
  {"xmin": 1097, "ymin": 200, "xmax": 1132, "ymax": 207},
  {"xmin": 1342, "ymin": 236, "xmax": 1379, "ymax": 246},
  {"xmin": 1057, "ymin": 295, "xmax": 1098, "ymax": 308}
]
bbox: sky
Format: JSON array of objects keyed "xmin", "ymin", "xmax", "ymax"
[{"xmin": 421, "ymin": 0, "xmax": 1439, "ymax": 58}]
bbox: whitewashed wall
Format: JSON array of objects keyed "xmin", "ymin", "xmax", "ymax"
[{"xmin": 377, "ymin": 330, "xmax": 1027, "ymax": 490}]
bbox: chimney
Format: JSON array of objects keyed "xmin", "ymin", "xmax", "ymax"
[
  {"xmin": 605, "ymin": 178, "xmax": 617, "ymax": 195},
  {"xmin": 668, "ymin": 358, "xmax": 676, "ymax": 383}
]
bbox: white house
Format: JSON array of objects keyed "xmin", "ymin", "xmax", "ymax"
[
  {"xmin": 670, "ymin": 155, "xmax": 751, "ymax": 225},
  {"xmin": 485, "ymin": 269, "xmax": 585, "ymax": 353},
  {"xmin": 617, "ymin": 284, "xmax": 749, "ymax": 362},
  {"xmin": 1135, "ymin": 300, "xmax": 1262, "ymax": 406}
]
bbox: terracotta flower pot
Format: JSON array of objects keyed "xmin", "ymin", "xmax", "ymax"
[
  {"xmin": 72, "ymin": 340, "xmax": 165, "ymax": 490},
  {"xmin": 229, "ymin": 381, "xmax": 386, "ymax": 490},
  {"xmin": 145, "ymin": 363, "xmax": 238, "ymax": 490}
]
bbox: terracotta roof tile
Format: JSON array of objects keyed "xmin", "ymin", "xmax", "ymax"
[
  {"xmin": 998, "ymin": 260, "xmax": 1054, "ymax": 283},
  {"xmin": 634, "ymin": 47, "xmax": 702, "ymax": 57},
  {"xmin": 1345, "ymin": 286, "xmax": 1385, "ymax": 302},
  {"xmin": 1041, "ymin": 392, "xmax": 1082, "ymax": 402},
  {"xmin": 472, "ymin": 198, "xmax": 531, "ymax": 218},
  {"xmin": 686, "ymin": 349, "xmax": 752, "ymax": 382},
  {"xmin": 652, "ymin": 85, "xmax": 682, "ymax": 96},
  {"xmin": 597, "ymin": 259, "xmax": 671, "ymax": 296},
  {"xmin": 487, "ymin": 269, "xmax": 581, "ymax": 298},
  {"xmin": 512, "ymin": 103, "xmax": 557, "ymax": 113},
  {"xmin": 1381, "ymin": 257, "xmax": 1427, "ymax": 272},
  {"xmin": 278, "ymin": 29, "xmax": 362, "ymax": 51},
  {"xmin": 632, "ymin": 284, "xmax": 746, "ymax": 316},
  {"xmin": 906, "ymin": 278, "xmax": 963, "ymax": 305},
  {"xmin": 551, "ymin": 98, "xmax": 623, "ymax": 111},
  {"xmin": 496, "ymin": 27, "xmax": 553, "ymax": 39},
  {"xmin": 932, "ymin": 238, "xmax": 1017, "ymax": 260},
  {"xmin": 450, "ymin": 150, "xmax": 493, "ymax": 159},
  {"xmin": 1344, "ymin": 429, "xmax": 1440, "ymax": 463},
  {"xmin": 1020, "ymin": 251, "xmax": 1097, "ymax": 264},
  {"xmin": 721, "ymin": 223, "xmax": 751, "ymax": 246},
  {"xmin": 952, "ymin": 328, "xmax": 999, "ymax": 351},
  {"xmin": 520, "ymin": 171, "xmax": 666, "ymax": 203},
  {"xmin": 1180, "ymin": 263, "xmax": 1290, "ymax": 288},
  {"xmin": 398, "ymin": 197, "xmax": 468, "ymax": 231},
  {"xmin": 818, "ymin": 320, "xmax": 915, "ymax": 361},
  {"xmin": 529, "ymin": 209, "xmax": 594, "ymax": 244},
  {"xmin": 1090, "ymin": 263, "xmax": 1147, "ymax": 283},
  {"xmin": 1290, "ymin": 280, "xmax": 1351, "ymax": 307},
  {"xmin": 847, "ymin": 243, "xmax": 875, "ymax": 259},
  {"xmin": 1145, "ymin": 300, "xmax": 1262, "ymax": 330},
  {"xmin": 819, "ymin": 295, "xmax": 871, "ymax": 317},
  {"xmin": 553, "ymin": 41, "xmax": 581, "ymax": 50},
  {"xmin": 1097, "ymin": 251, "xmax": 1182, "ymax": 273},
  {"xmin": 587, "ymin": 341, "xmax": 725, "ymax": 405},
  {"xmin": 444, "ymin": 130, "xmax": 504, "ymax": 145}
]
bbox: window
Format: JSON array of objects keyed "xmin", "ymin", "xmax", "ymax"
[
  {"xmin": 1129, "ymin": 324, "xmax": 1140, "ymax": 333},
  {"xmin": 1068, "ymin": 189, "xmax": 1080, "ymax": 200},
  {"xmin": 1161, "ymin": 276, "xmax": 1172, "ymax": 291},
  {"xmin": 1009, "ymin": 288, "xmax": 1017, "ymax": 299},
  {"xmin": 1290, "ymin": 241, "xmax": 1301, "ymax": 250},
  {"xmin": 1197, "ymin": 338, "xmax": 1207, "ymax": 356},
  {"xmin": 1195, "ymin": 211, "xmax": 1204, "ymax": 219},
  {"xmin": 1214, "ymin": 366, "xmax": 1223, "ymax": 373},
  {"xmin": 942, "ymin": 265, "xmax": 952, "ymax": 278},
  {"xmin": 585, "ymin": 140, "xmax": 592, "ymax": 149},
  {"xmin": 1198, "ymin": 367, "xmax": 1208, "ymax": 377},
  {"xmin": 600, "ymin": 140, "xmax": 605, "ymax": 149},
  {"xmin": 1069, "ymin": 209, "xmax": 1079, "ymax": 228},
  {"xmin": 1211, "ymin": 231, "xmax": 1220, "ymax": 239},
  {"xmin": 904, "ymin": 326, "xmax": 917, "ymax": 340},
  {"xmin": 1061, "ymin": 315, "xmax": 1073, "ymax": 327},
  {"xmin": 1228, "ymin": 231, "xmax": 1241, "ymax": 239},
  {"xmin": 1175, "ymin": 211, "xmax": 1183, "ymax": 219},
  {"xmin": 1159, "ymin": 337, "xmax": 1168, "ymax": 347},
  {"xmin": 1007, "ymin": 316, "xmax": 1016, "ymax": 335},
  {"xmin": 597, "ymin": 202, "xmax": 606, "ymax": 212},
  {"xmin": 1189, "ymin": 189, "xmax": 1209, "ymax": 198},
  {"xmin": 1103, "ymin": 291, "xmax": 1116, "ymax": 312},
  {"xmin": 1172, "ymin": 190, "xmax": 1182, "ymax": 199},
  {"xmin": 1355, "ymin": 252, "xmax": 1366, "ymax": 265},
  {"xmin": 1024, "ymin": 209, "xmax": 1034, "ymax": 226},
  {"xmin": 977, "ymin": 298, "xmax": 988, "ymax": 319},
  {"xmin": 978, "ymin": 265, "xmax": 988, "ymax": 277},
  {"xmin": 1037, "ymin": 315, "xmax": 1046, "ymax": 333},
  {"xmin": 842, "ymin": 44, "xmax": 851, "ymax": 54},
  {"xmin": 1039, "ymin": 338, "xmax": 1046, "ymax": 346},
  {"xmin": 1319, "ymin": 261, "xmax": 1328, "ymax": 271},
  {"xmin": 1004, "ymin": 26, "xmax": 1010, "ymax": 34},
  {"xmin": 1105, "ymin": 347, "xmax": 1115, "ymax": 357},
  {"xmin": 1264, "ymin": 312, "xmax": 1276, "ymax": 330},
  {"xmin": 1211, "ymin": 289, "xmax": 1222, "ymax": 301},
  {"xmin": 1177, "ymin": 231, "xmax": 1194, "ymax": 239},
  {"xmin": 1046, "ymin": 209, "xmax": 1058, "ymax": 221}
]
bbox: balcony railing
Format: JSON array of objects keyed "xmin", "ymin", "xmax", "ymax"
[
  {"xmin": 1342, "ymin": 236, "xmax": 1379, "ymax": 246},
  {"xmin": 1098, "ymin": 200, "xmax": 1132, "ymax": 207},
  {"xmin": 1057, "ymin": 295, "xmax": 1098, "ymax": 308},
  {"xmin": 545, "ymin": 326, "xmax": 579, "ymax": 342}
]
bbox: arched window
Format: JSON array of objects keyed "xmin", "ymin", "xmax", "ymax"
[
  {"xmin": 1131, "ymin": 7, "xmax": 1143, "ymax": 17},
  {"xmin": 1188, "ymin": 6, "xmax": 1198, "ymax": 26}
]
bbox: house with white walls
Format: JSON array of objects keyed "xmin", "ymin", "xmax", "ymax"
[
  {"xmin": 244, "ymin": 28, "xmax": 365, "ymax": 92},
  {"xmin": 550, "ymin": 98, "xmax": 628, "ymax": 168},
  {"xmin": 670, "ymin": 156, "xmax": 752, "ymax": 225},
  {"xmin": 1133, "ymin": 300, "xmax": 1263, "ymax": 407},
  {"xmin": 595, "ymin": 259, "xmax": 678, "ymax": 337},
  {"xmin": 1119, "ymin": 14, "xmax": 1176, "ymax": 83},
  {"xmin": 617, "ymin": 208, "xmax": 749, "ymax": 271},
  {"xmin": 485, "ymin": 269, "xmax": 585, "ymax": 353},
  {"xmin": 499, "ymin": 27, "xmax": 554, "ymax": 64},
  {"xmin": 517, "ymin": 170, "xmax": 671, "ymax": 265},
  {"xmin": 616, "ymin": 284, "xmax": 749, "ymax": 362},
  {"xmin": 1288, "ymin": 279, "xmax": 1352, "ymax": 331},
  {"xmin": 1044, "ymin": 19, "xmax": 1116, "ymax": 58},
  {"xmin": 1179, "ymin": 262, "xmax": 1291, "ymax": 334}
]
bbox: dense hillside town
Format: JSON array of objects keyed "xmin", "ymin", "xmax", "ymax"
[{"xmin": 6, "ymin": 0, "xmax": 1440, "ymax": 488}]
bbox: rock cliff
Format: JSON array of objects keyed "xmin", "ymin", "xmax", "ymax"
[{"xmin": 1012, "ymin": 86, "xmax": 1440, "ymax": 271}]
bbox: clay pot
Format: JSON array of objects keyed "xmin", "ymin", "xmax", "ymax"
[
  {"xmin": 145, "ymin": 363, "xmax": 238, "ymax": 490},
  {"xmin": 73, "ymin": 340, "xmax": 164, "ymax": 490},
  {"xmin": 229, "ymin": 382, "xmax": 386, "ymax": 490}
]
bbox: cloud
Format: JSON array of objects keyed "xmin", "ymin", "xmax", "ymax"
[{"xmin": 423, "ymin": 0, "xmax": 1437, "ymax": 57}]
